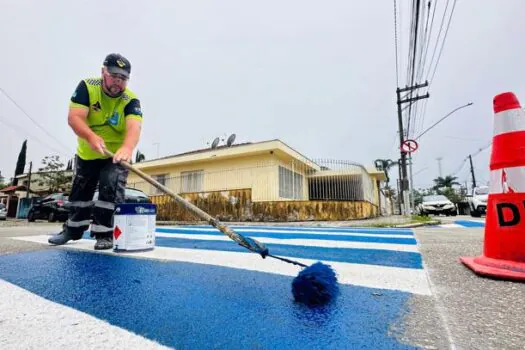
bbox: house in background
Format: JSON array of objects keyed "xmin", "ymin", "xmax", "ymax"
[
  {"xmin": 128, "ymin": 139, "xmax": 387, "ymax": 222},
  {"xmin": 14, "ymin": 170, "xmax": 73, "ymax": 197},
  {"xmin": 0, "ymin": 170, "xmax": 74, "ymax": 219}
]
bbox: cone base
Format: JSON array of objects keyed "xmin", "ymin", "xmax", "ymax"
[{"xmin": 460, "ymin": 256, "xmax": 525, "ymax": 281}]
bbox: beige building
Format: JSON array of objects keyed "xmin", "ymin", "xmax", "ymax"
[{"xmin": 128, "ymin": 139, "xmax": 387, "ymax": 222}]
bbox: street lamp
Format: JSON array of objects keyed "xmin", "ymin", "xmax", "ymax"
[
  {"xmin": 409, "ymin": 102, "xmax": 474, "ymax": 214},
  {"xmin": 415, "ymin": 102, "xmax": 474, "ymax": 141}
]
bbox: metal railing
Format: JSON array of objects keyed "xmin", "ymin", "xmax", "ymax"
[{"xmin": 128, "ymin": 158, "xmax": 377, "ymax": 204}]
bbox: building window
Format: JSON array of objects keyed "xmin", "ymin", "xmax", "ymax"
[
  {"xmin": 279, "ymin": 166, "xmax": 303, "ymax": 199},
  {"xmin": 181, "ymin": 170, "xmax": 203, "ymax": 193},
  {"xmin": 152, "ymin": 174, "xmax": 167, "ymax": 194}
]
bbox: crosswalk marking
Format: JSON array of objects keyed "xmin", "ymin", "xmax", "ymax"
[
  {"xmin": 154, "ymin": 232, "xmax": 420, "ymax": 252},
  {"xmin": 11, "ymin": 235, "xmax": 430, "ymax": 295},
  {"xmin": 431, "ymin": 220, "xmax": 486, "ymax": 228},
  {"xmin": 10, "ymin": 223, "xmax": 430, "ymax": 295},
  {"xmin": 0, "ymin": 279, "xmax": 169, "ymax": 349}
]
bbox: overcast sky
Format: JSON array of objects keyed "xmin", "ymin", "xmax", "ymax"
[{"xmin": 1, "ymin": 0, "xmax": 524, "ymax": 190}]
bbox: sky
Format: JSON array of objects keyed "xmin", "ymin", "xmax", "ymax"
[{"xmin": 1, "ymin": 0, "xmax": 524, "ymax": 191}]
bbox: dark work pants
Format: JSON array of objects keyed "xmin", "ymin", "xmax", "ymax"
[{"xmin": 65, "ymin": 155, "xmax": 128, "ymax": 239}]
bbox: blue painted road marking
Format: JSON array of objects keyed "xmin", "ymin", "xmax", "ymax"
[
  {"xmin": 156, "ymin": 227, "xmax": 418, "ymax": 244},
  {"xmin": 431, "ymin": 220, "xmax": 486, "ymax": 228},
  {"xmin": 454, "ymin": 220, "xmax": 485, "ymax": 228},
  {"xmin": 3, "ymin": 224, "xmax": 429, "ymax": 349},
  {"xmin": 151, "ymin": 236, "xmax": 422, "ymax": 269},
  {"xmin": 0, "ymin": 249, "xmax": 417, "ymax": 350}
]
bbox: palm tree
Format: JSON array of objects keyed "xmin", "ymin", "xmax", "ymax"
[
  {"xmin": 374, "ymin": 159, "xmax": 398, "ymax": 186},
  {"xmin": 433, "ymin": 175, "xmax": 460, "ymax": 191}
]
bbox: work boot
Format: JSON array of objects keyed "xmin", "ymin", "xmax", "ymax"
[
  {"xmin": 94, "ymin": 236, "xmax": 113, "ymax": 250},
  {"xmin": 48, "ymin": 229, "xmax": 81, "ymax": 245}
]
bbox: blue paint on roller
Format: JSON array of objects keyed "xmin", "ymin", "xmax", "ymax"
[
  {"xmin": 0, "ymin": 249, "xmax": 417, "ymax": 349},
  {"xmin": 156, "ymin": 228, "xmax": 417, "ymax": 245},
  {"xmin": 292, "ymin": 262, "xmax": 339, "ymax": 306}
]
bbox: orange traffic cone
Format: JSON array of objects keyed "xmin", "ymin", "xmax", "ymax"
[{"xmin": 460, "ymin": 92, "xmax": 525, "ymax": 280}]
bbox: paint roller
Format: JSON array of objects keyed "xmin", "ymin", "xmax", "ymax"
[{"xmin": 104, "ymin": 149, "xmax": 339, "ymax": 306}]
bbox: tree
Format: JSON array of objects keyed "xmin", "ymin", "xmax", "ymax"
[
  {"xmin": 37, "ymin": 155, "xmax": 72, "ymax": 193},
  {"xmin": 441, "ymin": 187, "xmax": 464, "ymax": 204},
  {"xmin": 0, "ymin": 170, "xmax": 6, "ymax": 190},
  {"xmin": 135, "ymin": 150, "xmax": 146, "ymax": 163},
  {"xmin": 432, "ymin": 175, "xmax": 460, "ymax": 192},
  {"xmin": 374, "ymin": 159, "xmax": 398, "ymax": 186},
  {"xmin": 12, "ymin": 140, "xmax": 27, "ymax": 186}
]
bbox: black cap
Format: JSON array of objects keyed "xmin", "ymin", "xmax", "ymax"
[{"xmin": 103, "ymin": 53, "xmax": 131, "ymax": 78}]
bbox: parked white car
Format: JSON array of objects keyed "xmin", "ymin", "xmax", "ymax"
[
  {"xmin": 467, "ymin": 186, "xmax": 489, "ymax": 217},
  {"xmin": 417, "ymin": 195, "xmax": 457, "ymax": 216},
  {"xmin": 0, "ymin": 203, "xmax": 6, "ymax": 220}
]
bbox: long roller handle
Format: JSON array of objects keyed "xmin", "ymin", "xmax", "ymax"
[{"xmin": 104, "ymin": 149, "xmax": 269, "ymax": 258}]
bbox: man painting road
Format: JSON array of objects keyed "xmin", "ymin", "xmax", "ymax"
[{"xmin": 48, "ymin": 53, "xmax": 143, "ymax": 250}]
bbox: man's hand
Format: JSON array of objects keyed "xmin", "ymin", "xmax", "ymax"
[
  {"xmin": 87, "ymin": 134, "xmax": 106, "ymax": 154},
  {"xmin": 113, "ymin": 145, "xmax": 133, "ymax": 163}
]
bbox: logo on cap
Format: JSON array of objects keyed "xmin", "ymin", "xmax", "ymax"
[{"xmin": 117, "ymin": 59, "xmax": 126, "ymax": 68}]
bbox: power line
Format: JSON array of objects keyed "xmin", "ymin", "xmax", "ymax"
[
  {"xmin": 406, "ymin": 0, "xmax": 424, "ymax": 138},
  {"xmin": 415, "ymin": 1, "xmax": 431, "ymax": 82},
  {"xmin": 0, "ymin": 87, "xmax": 71, "ymax": 154},
  {"xmin": 0, "ymin": 115, "xmax": 71, "ymax": 158},
  {"xmin": 414, "ymin": 1, "xmax": 435, "ymax": 136},
  {"xmin": 424, "ymin": 0, "xmax": 450, "ymax": 81},
  {"xmin": 428, "ymin": 0, "xmax": 458, "ymax": 83},
  {"xmin": 393, "ymin": 0, "xmax": 400, "ymax": 86}
]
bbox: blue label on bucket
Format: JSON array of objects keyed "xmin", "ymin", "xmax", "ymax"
[{"xmin": 115, "ymin": 203, "xmax": 157, "ymax": 215}]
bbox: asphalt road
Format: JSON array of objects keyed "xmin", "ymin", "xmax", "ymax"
[{"xmin": 0, "ymin": 215, "xmax": 523, "ymax": 349}]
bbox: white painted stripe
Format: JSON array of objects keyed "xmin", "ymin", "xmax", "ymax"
[
  {"xmin": 10, "ymin": 235, "xmax": 431, "ymax": 295},
  {"xmin": 0, "ymin": 279, "xmax": 170, "ymax": 349},
  {"xmin": 158, "ymin": 226, "xmax": 413, "ymax": 239},
  {"xmin": 494, "ymin": 108, "xmax": 525, "ymax": 135},
  {"xmin": 490, "ymin": 167, "xmax": 525, "ymax": 193},
  {"xmin": 155, "ymin": 233, "xmax": 419, "ymax": 252},
  {"xmin": 437, "ymin": 224, "xmax": 464, "ymax": 228}
]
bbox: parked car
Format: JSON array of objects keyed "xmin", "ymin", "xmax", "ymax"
[
  {"xmin": 93, "ymin": 187, "xmax": 151, "ymax": 204},
  {"xmin": 467, "ymin": 185, "xmax": 489, "ymax": 217},
  {"xmin": 27, "ymin": 188, "xmax": 151, "ymax": 223},
  {"xmin": 0, "ymin": 203, "xmax": 7, "ymax": 220},
  {"xmin": 27, "ymin": 193, "xmax": 70, "ymax": 222},
  {"xmin": 417, "ymin": 195, "xmax": 457, "ymax": 216}
]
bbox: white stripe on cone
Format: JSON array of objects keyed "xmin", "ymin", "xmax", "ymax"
[
  {"xmin": 490, "ymin": 167, "xmax": 525, "ymax": 193},
  {"xmin": 493, "ymin": 108, "xmax": 525, "ymax": 136}
]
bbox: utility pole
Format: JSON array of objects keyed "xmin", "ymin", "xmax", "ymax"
[
  {"xmin": 408, "ymin": 153, "xmax": 415, "ymax": 213},
  {"xmin": 26, "ymin": 161, "xmax": 32, "ymax": 198},
  {"xmin": 396, "ymin": 81, "xmax": 429, "ymax": 215},
  {"xmin": 436, "ymin": 157, "xmax": 443, "ymax": 177},
  {"xmin": 468, "ymin": 154, "xmax": 477, "ymax": 190}
]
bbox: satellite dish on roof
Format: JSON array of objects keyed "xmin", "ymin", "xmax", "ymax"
[
  {"xmin": 211, "ymin": 137, "xmax": 220, "ymax": 149},
  {"xmin": 226, "ymin": 134, "xmax": 236, "ymax": 147}
]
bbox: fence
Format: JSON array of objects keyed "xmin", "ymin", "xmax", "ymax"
[{"xmin": 129, "ymin": 158, "xmax": 378, "ymax": 205}]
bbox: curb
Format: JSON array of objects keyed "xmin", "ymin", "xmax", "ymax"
[{"xmin": 394, "ymin": 220, "xmax": 440, "ymax": 228}]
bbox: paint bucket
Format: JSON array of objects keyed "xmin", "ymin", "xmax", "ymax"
[{"xmin": 113, "ymin": 203, "xmax": 156, "ymax": 252}]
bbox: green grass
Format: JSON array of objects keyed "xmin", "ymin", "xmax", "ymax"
[
  {"xmin": 411, "ymin": 215, "xmax": 433, "ymax": 222},
  {"xmin": 363, "ymin": 215, "xmax": 440, "ymax": 228}
]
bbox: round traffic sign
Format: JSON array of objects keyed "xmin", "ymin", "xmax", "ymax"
[{"xmin": 401, "ymin": 139, "xmax": 419, "ymax": 153}]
